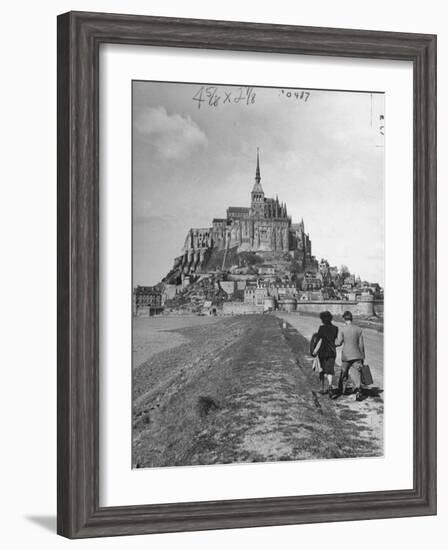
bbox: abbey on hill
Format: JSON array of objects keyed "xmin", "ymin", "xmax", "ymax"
[{"xmin": 166, "ymin": 150, "xmax": 317, "ymax": 283}]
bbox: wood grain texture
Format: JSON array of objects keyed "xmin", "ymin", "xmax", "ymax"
[{"xmin": 57, "ymin": 11, "xmax": 437, "ymax": 538}]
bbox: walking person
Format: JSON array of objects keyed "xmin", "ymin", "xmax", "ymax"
[
  {"xmin": 335, "ymin": 310, "xmax": 365, "ymax": 401},
  {"xmin": 311, "ymin": 311, "xmax": 338, "ymax": 397}
]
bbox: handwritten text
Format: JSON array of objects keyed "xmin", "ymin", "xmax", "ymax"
[
  {"xmin": 279, "ymin": 89, "xmax": 311, "ymax": 101},
  {"xmin": 192, "ymin": 86, "xmax": 256, "ymax": 109}
]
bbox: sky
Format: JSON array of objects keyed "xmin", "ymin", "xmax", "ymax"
[{"xmin": 133, "ymin": 80, "xmax": 384, "ymax": 287}]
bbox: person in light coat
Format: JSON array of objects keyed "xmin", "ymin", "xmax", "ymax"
[{"xmin": 335, "ymin": 310, "xmax": 365, "ymax": 401}]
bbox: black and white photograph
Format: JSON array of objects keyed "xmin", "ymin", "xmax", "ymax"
[{"xmin": 132, "ymin": 80, "xmax": 385, "ymax": 469}]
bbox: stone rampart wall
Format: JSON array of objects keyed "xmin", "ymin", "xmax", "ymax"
[
  {"xmin": 222, "ymin": 302, "xmax": 264, "ymax": 315},
  {"xmin": 295, "ymin": 300, "xmax": 383, "ymax": 317}
]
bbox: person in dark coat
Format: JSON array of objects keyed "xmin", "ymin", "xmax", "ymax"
[{"xmin": 312, "ymin": 311, "xmax": 339, "ymax": 397}]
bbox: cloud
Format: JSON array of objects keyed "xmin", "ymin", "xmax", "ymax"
[{"xmin": 134, "ymin": 106, "xmax": 207, "ymax": 160}]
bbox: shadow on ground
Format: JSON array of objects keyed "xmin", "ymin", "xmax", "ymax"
[{"xmin": 25, "ymin": 515, "xmax": 56, "ymax": 533}]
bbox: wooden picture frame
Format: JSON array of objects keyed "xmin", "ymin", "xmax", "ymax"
[{"xmin": 57, "ymin": 11, "xmax": 437, "ymax": 538}]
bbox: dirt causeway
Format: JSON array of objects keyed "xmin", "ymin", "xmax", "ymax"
[{"xmin": 133, "ymin": 314, "xmax": 383, "ymax": 468}]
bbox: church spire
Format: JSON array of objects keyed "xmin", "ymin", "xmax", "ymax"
[
  {"xmin": 251, "ymin": 148, "xmax": 265, "ymax": 216},
  {"xmin": 255, "ymin": 147, "xmax": 261, "ymax": 184},
  {"xmin": 252, "ymin": 148, "xmax": 263, "ymax": 194}
]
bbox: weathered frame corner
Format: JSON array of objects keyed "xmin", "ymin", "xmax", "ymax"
[{"xmin": 57, "ymin": 10, "xmax": 437, "ymax": 538}]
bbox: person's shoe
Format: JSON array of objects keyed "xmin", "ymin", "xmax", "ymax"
[
  {"xmin": 329, "ymin": 388, "xmax": 340, "ymax": 399},
  {"xmin": 319, "ymin": 389, "xmax": 329, "ymax": 395},
  {"xmin": 355, "ymin": 389, "xmax": 364, "ymax": 401}
]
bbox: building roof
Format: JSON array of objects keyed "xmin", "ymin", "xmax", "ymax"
[
  {"xmin": 134, "ymin": 286, "xmax": 160, "ymax": 295},
  {"xmin": 290, "ymin": 223, "xmax": 304, "ymax": 231},
  {"xmin": 227, "ymin": 207, "xmax": 250, "ymax": 213}
]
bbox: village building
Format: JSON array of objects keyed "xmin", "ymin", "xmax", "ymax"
[
  {"xmin": 133, "ymin": 286, "xmax": 163, "ymax": 316},
  {"xmin": 244, "ymin": 284, "xmax": 269, "ymax": 306},
  {"xmin": 301, "ymin": 271, "xmax": 323, "ymax": 291}
]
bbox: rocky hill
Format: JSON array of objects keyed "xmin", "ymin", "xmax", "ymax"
[{"xmin": 163, "ymin": 247, "xmax": 311, "ymax": 287}]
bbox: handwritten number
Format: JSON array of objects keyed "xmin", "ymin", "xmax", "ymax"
[
  {"xmin": 246, "ymin": 87, "xmax": 256, "ymax": 105},
  {"xmin": 234, "ymin": 88, "xmax": 245, "ymax": 104},
  {"xmin": 191, "ymin": 86, "xmax": 257, "ymax": 108},
  {"xmin": 278, "ymin": 89, "xmax": 311, "ymax": 102},
  {"xmin": 192, "ymin": 87, "xmax": 205, "ymax": 109},
  {"xmin": 205, "ymin": 87, "xmax": 220, "ymax": 107}
]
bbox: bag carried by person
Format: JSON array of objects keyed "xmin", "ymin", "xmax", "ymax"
[
  {"xmin": 309, "ymin": 332, "xmax": 320, "ymax": 356},
  {"xmin": 312, "ymin": 355, "xmax": 322, "ymax": 373},
  {"xmin": 360, "ymin": 363, "xmax": 374, "ymax": 386}
]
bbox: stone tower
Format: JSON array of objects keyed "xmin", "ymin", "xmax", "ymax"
[{"xmin": 251, "ymin": 148, "xmax": 265, "ymax": 217}]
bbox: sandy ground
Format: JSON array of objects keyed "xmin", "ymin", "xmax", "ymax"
[
  {"xmin": 133, "ymin": 315, "xmax": 221, "ymax": 368},
  {"xmin": 132, "ymin": 314, "xmax": 383, "ymax": 468}
]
